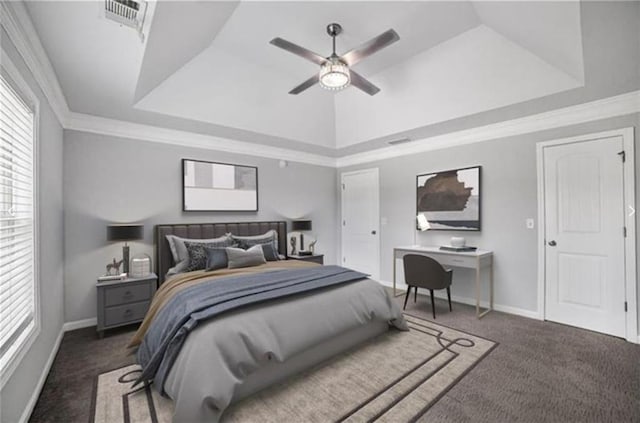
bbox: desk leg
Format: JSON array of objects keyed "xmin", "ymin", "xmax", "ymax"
[
  {"xmin": 476, "ymin": 256, "xmax": 493, "ymax": 319},
  {"xmin": 393, "ymin": 254, "xmax": 397, "ymax": 296},
  {"xmin": 475, "ymin": 258, "xmax": 481, "ymax": 317},
  {"xmin": 490, "ymin": 256, "xmax": 494, "ymax": 311},
  {"xmin": 392, "ymin": 253, "xmax": 405, "ymax": 297}
]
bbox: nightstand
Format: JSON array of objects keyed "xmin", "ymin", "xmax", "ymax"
[
  {"xmin": 289, "ymin": 254, "xmax": 324, "ymax": 265},
  {"xmin": 96, "ymin": 273, "xmax": 157, "ymax": 338}
]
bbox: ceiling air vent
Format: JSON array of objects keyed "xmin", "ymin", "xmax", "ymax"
[
  {"xmin": 387, "ymin": 137, "xmax": 412, "ymax": 146},
  {"xmin": 105, "ymin": 0, "xmax": 147, "ymax": 41}
]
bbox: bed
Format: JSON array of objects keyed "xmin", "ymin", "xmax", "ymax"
[{"xmin": 132, "ymin": 221, "xmax": 407, "ymax": 422}]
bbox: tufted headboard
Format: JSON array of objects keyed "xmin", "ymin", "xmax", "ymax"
[{"xmin": 155, "ymin": 221, "xmax": 288, "ymax": 284}]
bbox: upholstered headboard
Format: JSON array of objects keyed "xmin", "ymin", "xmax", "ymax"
[{"xmin": 155, "ymin": 221, "xmax": 288, "ymax": 284}]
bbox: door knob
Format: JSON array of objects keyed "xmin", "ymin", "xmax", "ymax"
[
  {"xmin": 548, "ymin": 240, "xmax": 557, "ymax": 246},
  {"xmin": 371, "ymin": 230, "xmax": 377, "ymax": 235}
]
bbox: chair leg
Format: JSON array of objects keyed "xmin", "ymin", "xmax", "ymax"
[
  {"xmin": 414, "ymin": 286, "xmax": 417, "ymax": 303},
  {"xmin": 403, "ymin": 286, "xmax": 411, "ymax": 310},
  {"xmin": 447, "ymin": 287, "xmax": 452, "ymax": 312},
  {"xmin": 430, "ymin": 289, "xmax": 436, "ymax": 319}
]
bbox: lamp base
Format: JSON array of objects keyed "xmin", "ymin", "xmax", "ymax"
[{"xmin": 122, "ymin": 244, "xmax": 130, "ymax": 274}]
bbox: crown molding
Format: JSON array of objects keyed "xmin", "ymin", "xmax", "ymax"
[
  {"xmin": 66, "ymin": 112, "xmax": 337, "ymax": 167},
  {"xmin": 2, "ymin": 1, "xmax": 639, "ymax": 170},
  {"xmin": 0, "ymin": 1, "xmax": 69, "ymax": 126},
  {"xmin": 0, "ymin": 1, "xmax": 336, "ymax": 167},
  {"xmin": 336, "ymin": 90, "xmax": 640, "ymax": 167}
]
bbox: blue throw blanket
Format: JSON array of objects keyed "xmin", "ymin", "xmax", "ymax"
[{"xmin": 136, "ymin": 265, "xmax": 368, "ymax": 391}]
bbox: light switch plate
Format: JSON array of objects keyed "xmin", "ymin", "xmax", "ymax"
[{"xmin": 526, "ymin": 218, "xmax": 535, "ymax": 229}]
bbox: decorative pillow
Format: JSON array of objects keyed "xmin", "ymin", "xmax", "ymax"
[
  {"xmin": 184, "ymin": 242, "xmax": 210, "ymax": 272},
  {"xmin": 166, "ymin": 234, "xmax": 232, "ymax": 271},
  {"xmin": 226, "ymin": 245, "xmax": 266, "ymax": 269},
  {"xmin": 205, "ymin": 247, "xmax": 229, "ymax": 271},
  {"xmin": 260, "ymin": 243, "xmax": 280, "ymax": 262},
  {"xmin": 231, "ymin": 230, "xmax": 279, "ymax": 259}
]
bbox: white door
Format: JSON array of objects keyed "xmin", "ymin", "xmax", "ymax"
[
  {"xmin": 341, "ymin": 169, "xmax": 380, "ymax": 279},
  {"xmin": 544, "ymin": 136, "xmax": 626, "ymax": 337}
]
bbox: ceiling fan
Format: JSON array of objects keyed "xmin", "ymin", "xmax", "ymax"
[{"xmin": 270, "ymin": 23, "xmax": 400, "ymax": 96}]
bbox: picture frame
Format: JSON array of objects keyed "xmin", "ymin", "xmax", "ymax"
[
  {"xmin": 182, "ymin": 159, "xmax": 258, "ymax": 212},
  {"xmin": 416, "ymin": 165, "xmax": 481, "ymax": 231}
]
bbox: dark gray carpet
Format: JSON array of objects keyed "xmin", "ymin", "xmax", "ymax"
[{"xmin": 30, "ymin": 294, "xmax": 640, "ymax": 423}]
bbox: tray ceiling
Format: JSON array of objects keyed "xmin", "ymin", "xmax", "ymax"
[{"xmin": 25, "ymin": 1, "xmax": 586, "ymax": 150}]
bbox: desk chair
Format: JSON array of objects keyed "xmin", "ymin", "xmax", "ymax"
[{"xmin": 403, "ymin": 254, "xmax": 453, "ymax": 319}]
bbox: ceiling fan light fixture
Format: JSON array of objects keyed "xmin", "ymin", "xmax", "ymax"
[{"xmin": 319, "ymin": 59, "xmax": 350, "ymax": 91}]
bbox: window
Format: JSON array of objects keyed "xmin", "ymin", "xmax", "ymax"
[{"xmin": 0, "ymin": 72, "xmax": 38, "ymax": 381}]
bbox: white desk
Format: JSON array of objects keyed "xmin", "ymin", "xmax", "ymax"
[{"xmin": 393, "ymin": 245, "xmax": 494, "ymax": 319}]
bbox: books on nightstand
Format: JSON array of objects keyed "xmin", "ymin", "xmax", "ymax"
[
  {"xmin": 97, "ymin": 273, "xmax": 127, "ymax": 282},
  {"xmin": 439, "ymin": 246, "xmax": 477, "ymax": 252}
]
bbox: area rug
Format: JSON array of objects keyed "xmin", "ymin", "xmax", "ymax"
[{"xmin": 92, "ymin": 314, "xmax": 497, "ymax": 422}]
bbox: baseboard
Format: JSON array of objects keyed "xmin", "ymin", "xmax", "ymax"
[
  {"xmin": 433, "ymin": 291, "xmax": 542, "ymax": 320},
  {"xmin": 62, "ymin": 317, "xmax": 97, "ymax": 332},
  {"xmin": 379, "ymin": 280, "xmax": 541, "ymax": 321},
  {"xmin": 18, "ymin": 327, "xmax": 64, "ymax": 423}
]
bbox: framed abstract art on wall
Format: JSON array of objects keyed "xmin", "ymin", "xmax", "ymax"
[
  {"xmin": 416, "ymin": 166, "xmax": 481, "ymax": 231},
  {"xmin": 182, "ymin": 159, "xmax": 258, "ymax": 211}
]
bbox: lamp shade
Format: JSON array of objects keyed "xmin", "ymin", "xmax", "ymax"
[
  {"xmin": 107, "ymin": 224, "xmax": 143, "ymax": 242},
  {"xmin": 291, "ymin": 220, "xmax": 312, "ymax": 231}
]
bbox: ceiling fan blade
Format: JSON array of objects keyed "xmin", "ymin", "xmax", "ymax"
[
  {"xmin": 270, "ymin": 38, "xmax": 328, "ymax": 66},
  {"xmin": 341, "ymin": 29, "xmax": 400, "ymax": 66},
  {"xmin": 289, "ymin": 74, "xmax": 319, "ymax": 95},
  {"xmin": 349, "ymin": 70, "xmax": 380, "ymax": 96}
]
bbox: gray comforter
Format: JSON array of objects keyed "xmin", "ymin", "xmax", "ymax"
[
  {"xmin": 136, "ymin": 266, "xmax": 371, "ymax": 390},
  {"xmin": 139, "ymin": 266, "xmax": 407, "ymax": 422}
]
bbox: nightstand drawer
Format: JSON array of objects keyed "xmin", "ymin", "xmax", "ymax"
[
  {"xmin": 104, "ymin": 283, "xmax": 152, "ymax": 307},
  {"xmin": 104, "ymin": 301, "xmax": 150, "ymax": 327}
]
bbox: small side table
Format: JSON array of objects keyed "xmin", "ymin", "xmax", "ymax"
[
  {"xmin": 96, "ymin": 273, "xmax": 157, "ymax": 338},
  {"xmin": 289, "ymin": 254, "xmax": 324, "ymax": 265}
]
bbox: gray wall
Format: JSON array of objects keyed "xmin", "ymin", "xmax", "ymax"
[
  {"xmin": 339, "ymin": 114, "xmax": 639, "ymax": 319},
  {"xmin": 0, "ymin": 30, "xmax": 65, "ymax": 423},
  {"xmin": 63, "ymin": 131, "xmax": 338, "ymax": 323}
]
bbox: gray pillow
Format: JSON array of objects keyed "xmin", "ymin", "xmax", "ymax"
[
  {"xmin": 166, "ymin": 261, "xmax": 189, "ymax": 280},
  {"xmin": 205, "ymin": 247, "xmax": 229, "ymax": 271},
  {"xmin": 226, "ymin": 245, "xmax": 266, "ymax": 269},
  {"xmin": 260, "ymin": 243, "xmax": 280, "ymax": 262},
  {"xmin": 166, "ymin": 234, "xmax": 232, "ymax": 272},
  {"xmin": 231, "ymin": 230, "xmax": 279, "ymax": 258}
]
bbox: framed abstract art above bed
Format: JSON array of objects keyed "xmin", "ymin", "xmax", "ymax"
[
  {"xmin": 416, "ymin": 165, "xmax": 481, "ymax": 231},
  {"xmin": 182, "ymin": 159, "xmax": 258, "ymax": 212}
]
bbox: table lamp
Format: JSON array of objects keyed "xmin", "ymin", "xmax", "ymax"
[
  {"xmin": 107, "ymin": 223, "xmax": 143, "ymax": 274},
  {"xmin": 291, "ymin": 219, "xmax": 312, "ymax": 253}
]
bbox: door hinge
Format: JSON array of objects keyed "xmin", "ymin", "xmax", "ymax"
[
  {"xmin": 618, "ymin": 151, "xmax": 626, "ymax": 162},
  {"xmin": 623, "ymin": 226, "xmax": 627, "ymax": 237},
  {"xmin": 343, "ymin": 220, "xmax": 346, "ymax": 226},
  {"xmin": 342, "ymin": 183, "xmax": 345, "ymax": 190},
  {"xmin": 624, "ymin": 301, "xmax": 628, "ymax": 312},
  {"xmin": 343, "ymin": 257, "xmax": 346, "ymax": 263}
]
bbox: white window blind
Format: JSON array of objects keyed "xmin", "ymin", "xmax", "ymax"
[{"xmin": 0, "ymin": 73, "xmax": 36, "ymax": 371}]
